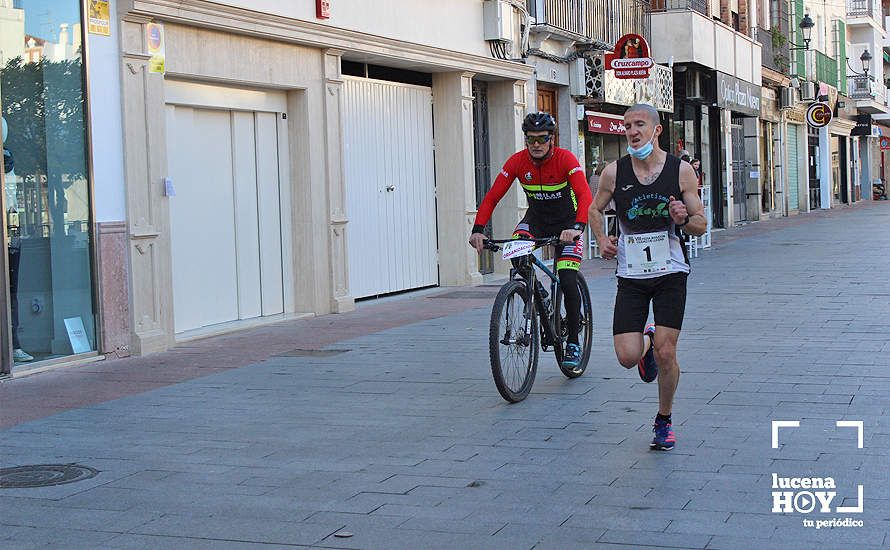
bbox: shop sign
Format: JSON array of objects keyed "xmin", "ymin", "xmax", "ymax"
[
  {"xmin": 806, "ymin": 102, "xmax": 832, "ymax": 128},
  {"xmin": 605, "ymin": 34, "xmax": 654, "ymax": 79},
  {"xmin": 716, "ymin": 73, "xmax": 761, "ymax": 116},
  {"xmin": 851, "ymin": 113, "xmax": 871, "ymax": 136},
  {"xmin": 880, "ymin": 136, "xmax": 890, "ymax": 150},
  {"xmin": 317, "ymin": 0, "xmax": 331, "ymax": 19},
  {"xmin": 87, "ymin": 0, "xmax": 111, "ymax": 36},
  {"xmin": 146, "ymin": 22, "xmax": 165, "ymax": 74},
  {"xmin": 586, "ymin": 112, "xmax": 625, "ymax": 135}
]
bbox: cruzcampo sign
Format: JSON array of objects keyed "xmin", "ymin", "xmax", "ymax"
[
  {"xmin": 605, "ymin": 34, "xmax": 655, "ymax": 79},
  {"xmin": 716, "ymin": 72, "xmax": 761, "ymax": 116}
]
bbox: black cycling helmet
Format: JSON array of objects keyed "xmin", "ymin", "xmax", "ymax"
[{"xmin": 522, "ymin": 112, "xmax": 556, "ymax": 134}]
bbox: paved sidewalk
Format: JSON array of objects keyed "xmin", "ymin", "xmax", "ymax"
[{"xmin": 2, "ymin": 202, "xmax": 889, "ymax": 549}]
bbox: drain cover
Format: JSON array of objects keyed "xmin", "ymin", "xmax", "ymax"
[
  {"xmin": 0, "ymin": 464, "xmax": 99, "ymax": 488},
  {"xmin": 274, "ymin": 349, "xmax": 349, "ymax": 357}
]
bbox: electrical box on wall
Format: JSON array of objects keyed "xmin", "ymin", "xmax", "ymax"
[
  {"xmin": 483, "ymin": 0, "xmax": 514, "ymax": 43},
  {"xmin": 569, "ymin": 57, "xmax": 587, "ymax": 97}
]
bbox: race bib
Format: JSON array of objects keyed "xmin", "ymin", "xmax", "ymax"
[
  {"xmin": 623, "ymin": 231, "xmax": 671, "ymax": 275},
  {"xmin": 501, "ymin": 239, "xmax": 535, "ymax": 260}
]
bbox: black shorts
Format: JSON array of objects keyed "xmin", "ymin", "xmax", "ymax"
[{"xmin": 612, "ymin": 272, "xmax": 688, "ymax": 335}]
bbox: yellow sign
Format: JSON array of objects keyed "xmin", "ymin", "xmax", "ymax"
[
  {"xmin": 87, "ymin": 0, "xmax": 111, "ymax": 36},
  {"xmin": 146, "ymin": 22, "xmax": 165, "ymax": 74}
]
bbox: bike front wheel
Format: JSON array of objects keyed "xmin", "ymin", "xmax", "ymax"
[
  {"xmin": 489, "ymin": 280, "xmax": 539, "ymax": 403},
  {"xmin": 553, "ymin": 272, "xmax": 593, "ymax": 378}
]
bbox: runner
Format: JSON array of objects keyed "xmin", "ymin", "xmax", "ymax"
[{"xmin": 589, "ymin": 103, "xmax": 706, "ymax": 450}]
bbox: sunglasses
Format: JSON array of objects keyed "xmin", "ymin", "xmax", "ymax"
[{"xmin": 525, "ymin": 135, "xmax": 552, "ymax": 145}]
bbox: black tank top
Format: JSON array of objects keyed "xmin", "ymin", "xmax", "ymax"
[{"xmin": 613, "ymin": 154, "xmax": 682, "ymax": 234}]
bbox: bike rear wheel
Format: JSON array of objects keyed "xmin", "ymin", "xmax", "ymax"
[
  {"xmin": 489, "ymin": 280, "xmax": 539, "ymax": 403},
  {"xmin": 553, "ymin": 272, "xmax": 593, "ymax": 378}
]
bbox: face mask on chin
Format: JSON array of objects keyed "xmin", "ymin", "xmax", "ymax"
[{"xmin": 627, "ymin": 129, "xmax": 657, "ymax": 160}]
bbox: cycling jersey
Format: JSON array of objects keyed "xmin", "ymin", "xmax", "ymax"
[{"xmin": 473, "ymin": 147, "xmax": 591, "ymax": 233}]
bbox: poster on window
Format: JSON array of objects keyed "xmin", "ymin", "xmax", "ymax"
[
  {"xmin": 88, "ymin": 0, "xmax": 111, "ymax": 36},
  {"xmin": 146, "ymin": 22, "xmax": 166, "ymax": 74}
]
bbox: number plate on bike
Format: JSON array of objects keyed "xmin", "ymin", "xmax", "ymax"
[
  {"xmin": 501, "ymin": 240, "xmax": 536, "ymax": 260},
  {"xmin": 623, "ymin": 231, "xmax": 670, "ymax": 275}
]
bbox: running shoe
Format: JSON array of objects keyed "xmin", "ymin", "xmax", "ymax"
[
  {"xmin": 637, "ymin": 323, "xmax": 657, "ymax": 383},
  {"xmin": 651, "ymin": 417, "xmax": 675, "ymax": 451},
  {"xmin": 562, "ymin": 343, "xmax": 582, "ymax": 374}
]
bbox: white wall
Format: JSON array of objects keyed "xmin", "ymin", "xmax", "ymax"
[
  {"xmin": 86, "ymin": 0, "xmax": 126, "ymax": 223},
  {"xmin": 220, "ymin": 0, "xmax": 492, "ymax": 58}
]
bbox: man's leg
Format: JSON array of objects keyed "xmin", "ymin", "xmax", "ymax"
[
  {"xmin": 652, "ymin": 326, "xmax": 680, "ymax": 416},
  {"xmin": 555, "ymin": 237, "xmax": 584, "ymax": 346},
  {"xmin": 648, "ymin": 273, "xmax": 688, "ymax": 450},
  {"xmin": 612, "ymin": 276, "xmax": 651, "ymax": 369}
]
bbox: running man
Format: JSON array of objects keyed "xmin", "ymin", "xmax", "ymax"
[{"xmin": 590, "ymin": 104, "xmax": 706, "ymax": 450}]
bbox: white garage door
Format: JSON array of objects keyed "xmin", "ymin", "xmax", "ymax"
[
  {"xmin": 342, "ymin": 77, "xmax": 438, "ymax": 298},
  {"xmin": 165, "ymin": 82, "xmax": 291, "ymax": 334}
]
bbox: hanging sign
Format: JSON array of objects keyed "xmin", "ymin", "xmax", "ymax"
[
  {"xmin": 805, "ymin": 102, "xmax": 832, "ymax": 128},
  {"xmin": 316, "ymin": 0, "xmax": 331, "ymax": 19},
  {"xmin": 852, "ymin": 113, "xmax": 872, "ymax": 136},
  {"xmin": 605, "ymin": 34, "xmax": 654, "ymax": 79},
  {"xmin": 880, "ymin": 136, "xmax": 890, "ymax": 150}
]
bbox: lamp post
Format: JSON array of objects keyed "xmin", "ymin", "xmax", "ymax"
[
  {"xmin": 847, "ymin": 49, "xmax": 873, "ymax": 79},
  {"xmin": 790, "ymin": 13, "xmax": 815, "ymax": 51}
]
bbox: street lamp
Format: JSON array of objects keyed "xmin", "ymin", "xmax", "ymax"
[
  {"xmin": 790, "ymin": 13, "xmax": 815, "ymax": 51},
  {"xmin": 847, "ymin": 49, "xmax": 873, "ymax": 78}
]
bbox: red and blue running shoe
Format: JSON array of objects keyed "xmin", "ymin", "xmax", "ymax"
[
  {"xmin": 637, "ymin": 323, "xmax": 657, "ymax": 383},
  {"xmin": 651, "ymin": 417, "xmax": 675, "ymax": 451}
]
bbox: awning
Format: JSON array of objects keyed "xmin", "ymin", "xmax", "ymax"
[{"xmin": 585, "ymin": 112, "xmax": 625, "ymax": 135}]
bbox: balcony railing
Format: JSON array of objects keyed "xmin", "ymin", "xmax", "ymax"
[
  {"xmin": 755, "ymin": 26, "xmax": 790, "ymax": 74},
  {"xmin": 847, "ymin": 0, "xmax": 881, "ymax": 21},
  {"xmin": 848, "ymin": 74, "xmax": 876, "ymax": 99},
  {"xmin": 814, "ymin": 51, "xmax": 838, "ymax": 88},
  {"xmin": 649, "ymin": 0, "xmax": 709, "ymax": 17},
  {"xmin": 528, "ymin": 0, "xmax": 652, "ymax": 46},
  {"xmin": 587, "ymin": 0, "xmax": 652, "ymax": 46}
]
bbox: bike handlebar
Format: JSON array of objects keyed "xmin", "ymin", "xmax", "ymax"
[{"xmin": 482, "ymin": 236, "xmax": 579, "ymax": 252}]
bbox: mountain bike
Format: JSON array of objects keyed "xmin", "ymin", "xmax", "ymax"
[{"xmin": 483, "ymin": 237, "xmax": 593, "ymax": 403}]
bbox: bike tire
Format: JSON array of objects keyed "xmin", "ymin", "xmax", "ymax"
[
  {"xmin": 553, "ymin": 272, "xmax": 593, "ymax": 378},
  {"xmin": 489, "ymin": 280, "xmax": 539, "ymax": 403}
]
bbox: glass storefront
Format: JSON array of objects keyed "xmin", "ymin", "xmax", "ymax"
[{"xmin": 0, "ymin": 0, "xmax": 96, "ymax": 368}]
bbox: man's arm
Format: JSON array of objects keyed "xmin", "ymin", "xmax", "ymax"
[
  {"xmin": 666, "ymin": 162, "xmax": 707, "ymax": 237},
  {"xmin": 469, "ymin": 158, "xmax": 516, "ymax": 251},
  {"xmin": 589, "ymin": 162, "xmax": 618, "ymax": 259}
]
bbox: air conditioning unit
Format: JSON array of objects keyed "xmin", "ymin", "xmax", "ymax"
[
  {"xmin": 799, "ymin": 81, "xmax": 816, "ymax": 101},
  {"xmin": 779, "ymin": 87, "xmax": 794, "ymax": 109},
  {"xmin": 483, "ymin": 0, "xmax": 514, "ymax": 43},
  {"xmin": 686, "ymin": 72, "xmax": 705, "ymax": 100}
]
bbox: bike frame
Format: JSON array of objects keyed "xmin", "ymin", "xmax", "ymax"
[{"xmin": 508, "ymin": 244, "xmax": 561, "ymax": 352}]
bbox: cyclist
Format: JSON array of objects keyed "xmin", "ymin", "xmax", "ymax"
[
  {"xmin": 469, "ymin": 112, "xmax": 592, "ymax": 372},
  {"xmin": 589, "ymin": 103, "xmax": 706, "ymax": 450}
]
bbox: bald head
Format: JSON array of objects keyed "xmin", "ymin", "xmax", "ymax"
[{"xmin": 625, "ymin": 103, "xmax": 660, "ymax": 126}]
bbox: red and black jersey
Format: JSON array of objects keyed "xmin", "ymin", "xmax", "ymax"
[{"xmin": 473, "ymin": 147, "xmax": 591, "ymax": 233}]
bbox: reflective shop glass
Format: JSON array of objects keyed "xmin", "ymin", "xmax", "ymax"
[{"xmin": 1, "ymin": 0, "xmax": 96, "ymax": 364}]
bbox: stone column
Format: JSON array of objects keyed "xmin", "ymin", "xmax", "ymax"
[
  {"xmin": 487, "ymin": 80, "xmax": 527, "ymax": 276},
  {"xmin": 119, "ymin": 16, "xmax": 174, "ymax": 355},
  {"xmin": 322, "ymin": 49, "xmax": 355, "ymax": 313},
  {"xmin": 432, "ymin": 72, "xmax": 482, "ymax": 287}
]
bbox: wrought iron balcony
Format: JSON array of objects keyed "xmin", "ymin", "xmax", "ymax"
[
  {"xmin": 755, "ymin": 26, "xmax": 790, "ymax": 74},
  {"xmin": 528, "ymin": 0, "xmax": 652, "ymax": 46},
  {"xmin": 847, "ymin": 0, "xmax": 881, "ymax": 21}
]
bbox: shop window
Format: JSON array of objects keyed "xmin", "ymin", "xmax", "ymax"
[{"xmin": 1, "ymin": 0, "xmax": 96, "ymax": 365}]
